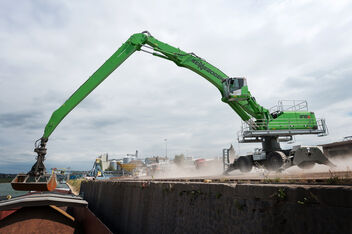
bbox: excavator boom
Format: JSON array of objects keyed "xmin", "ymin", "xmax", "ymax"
[{"xmin": 42, "ymin": 31, "xmax": 260, "ymax": 141}]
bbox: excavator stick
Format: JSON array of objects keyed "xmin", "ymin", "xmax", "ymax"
[{"xmin": 11, "ymin": 138, "xmax": 57, "ymax": 192}]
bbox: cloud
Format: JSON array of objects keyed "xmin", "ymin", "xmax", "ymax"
[
  {"xmin": 0, "ymin": 112, "xmax": 38, "ymax": 128},
  {"xmin": 1, "ymin": 0, "xmax": 352, "ymax": 173}
]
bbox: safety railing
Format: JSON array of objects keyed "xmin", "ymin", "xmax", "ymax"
[
  {"xmin": 244, "ymin": 118, "xmax": 319, "ymax": 130},
  {"xmin": 269, "ymin": 100, "xmax": 308, "ymax": 113},
  {"xmin": 238, "ymin": 117, "xmax": 328, "ymax": 140}
]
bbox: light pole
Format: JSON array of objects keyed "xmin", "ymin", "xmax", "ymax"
[{"xmin": 164, "ymin": 139, "xmax": 168, "ymax": 159}]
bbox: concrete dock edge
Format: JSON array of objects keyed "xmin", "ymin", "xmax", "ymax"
[{"xmin": 80, "ymin": 180, "xmax": 352, "ymax": 234}]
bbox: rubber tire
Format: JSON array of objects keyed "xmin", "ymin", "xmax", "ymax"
[
  {"xmin": 297, "ymin": 161, "xmax": 315, "ymax": 170},
  {"xmin": 265, "ymin": 151, "xmax": 287, "ymax": 171},
  {"xmin": 237, "ymin": 156, "xmax": 253, "ymax": 173}
]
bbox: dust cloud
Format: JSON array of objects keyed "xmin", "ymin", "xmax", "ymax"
[
  {"xmin": 151, "ymin": 160, "xmax": 224, "ymax": 179},
  {"xmin": 284, "ymin": 155, "xmax": 352, "ymax": 175},
  {"xmin": 145, "ymin": 155, "xmax": 352, "ymax": 180}
]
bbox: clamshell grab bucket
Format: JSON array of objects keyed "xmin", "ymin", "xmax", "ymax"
[{"xmin": 11, "ymin": 174, "xmax": 57, "ymax": 191}]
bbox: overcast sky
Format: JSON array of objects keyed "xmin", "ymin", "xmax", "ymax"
[{"xmin": 1, "ymin": 0, "xmax": 352, "ymax": 173}]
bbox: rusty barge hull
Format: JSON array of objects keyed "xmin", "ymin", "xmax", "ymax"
[{"xmin": 0, "ymin": 189, "xmax": 111, "ymax": 233}]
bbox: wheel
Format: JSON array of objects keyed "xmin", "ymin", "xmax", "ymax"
[
  {"xmin": 237, "ymin": 156, "xmax": 253, "ymax": 173},
  {"xmin": 265, "ymin": 151, "xmax": 287, "ymax": 171},
  {"xmin": 297, "ymin": 161, "xmax": 315, "ymax": 170}
]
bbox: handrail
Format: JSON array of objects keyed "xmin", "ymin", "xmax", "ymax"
[
  {"xmin": 269, "ymin": 100, "xmax": 308, "ymax": 113},
  {"xmin": 243, "ymin": 118, "xmax": 320, "ymax": 130}
]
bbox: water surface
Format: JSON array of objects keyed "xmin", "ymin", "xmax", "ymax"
[{"xmin": 0, "ymin": 183, "xmax": 27, "ymax": 198}]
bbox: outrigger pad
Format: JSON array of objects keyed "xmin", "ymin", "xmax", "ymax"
[
  {"xmin": 11, "ymin": 174, "xmax": 57, "ymax": 191},
  {"xmin": 293, "ymin": 146, "xmax": 336, "ymax": 167}
]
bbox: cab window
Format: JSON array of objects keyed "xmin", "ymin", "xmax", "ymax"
[{"xmin": 229, "ymin": 78, "xmax": 244, "ymax": 92}]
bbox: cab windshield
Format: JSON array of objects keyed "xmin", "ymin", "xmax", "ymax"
[{"xmin": 229, "ymin": 78, "xmax": 244, "ymax": 92}]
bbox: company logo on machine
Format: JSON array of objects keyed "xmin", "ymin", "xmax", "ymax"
[
  {"xmin": 300, "ymin": 115, "xmax": 311, "ymax": 119},
  {"xmin": 191, "ymin": 59, "xmax": 224, "ymax": 81}
]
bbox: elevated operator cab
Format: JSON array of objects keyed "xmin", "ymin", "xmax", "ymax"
[{"xmin": 222, "ymin": 77, "xmax": 247, "ymax": 99}]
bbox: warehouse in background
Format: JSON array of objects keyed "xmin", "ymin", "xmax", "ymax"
[{"xmin": 321, "ymin": 136, "xmax": 352, "ymax": 158}]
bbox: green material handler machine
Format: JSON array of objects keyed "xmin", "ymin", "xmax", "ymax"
[{"xmin": 12, "ymin": 31, "xmax": 333, "ymax": 191}]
